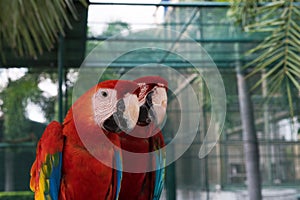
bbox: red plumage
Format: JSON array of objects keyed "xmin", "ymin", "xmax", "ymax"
[
  {"xmin": 30, "ymin": 80, "xmax": 140, "ymax": 200},
  {"xmin": 118, "ymin": 76, "xmax": 168, "ymax": 200}
]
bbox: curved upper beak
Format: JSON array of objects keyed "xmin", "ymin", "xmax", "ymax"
[
  {"xmin": 137, "ymin": 87, "xmax": 167, "ymax": 126},
  {"xmin": 120, "ymin": 93, "xmax": 140, "ymax": 131},
  {"xmin": 103, "ymin": 93, "xmax": 139, "ymax": 133},
  {"xmin": 151, "ymin": 87, "xmax": 167, "ymax": 126}
]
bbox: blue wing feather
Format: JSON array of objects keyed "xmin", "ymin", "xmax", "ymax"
[
  {"xmin": 49, "ymin": 152, "xmax": 63, "ymax": 200},
  {"xmin": 153, "ymin": 149, "xmax": 165, "ymax": 200},
  {"xmin": 115, "ymin": 150, "xmax": 123, "ymax": 200}
]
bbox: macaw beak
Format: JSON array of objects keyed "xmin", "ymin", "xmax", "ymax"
[
  {"xmin": 137, "ymin": 87, "xmax": 167, "ymax": 126},
  {"xmin": 151, "ymin": 87, "xmax": 167, "ymax": 126},
  {"xmin": 103, "ymin": 93, "xmax": 139, "ymax": 133}
]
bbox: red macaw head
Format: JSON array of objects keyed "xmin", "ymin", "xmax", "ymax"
[
  {"xmin": 94, "ymin": 80, "xmax": 140, "ymax": 133},
  {"xmin": 134, "ymin": 76, "xmax": 168, "ymax": 127},
  {"xmin": 70, "ymin": 79, "xmax": 140, "ymax": 134}
]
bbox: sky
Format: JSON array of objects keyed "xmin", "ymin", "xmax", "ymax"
[{"xmin": 88, "ymin": 0, "xmax": 165, "ymax": 35}]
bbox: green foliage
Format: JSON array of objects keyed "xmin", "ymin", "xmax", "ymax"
[
  {"xmin": 0, "ymin": 191, "xmax": 33, "ymax": 200},
  {"xmin": 0, "ymin": 0, "xmax": 87, "ymax": 61},
  {"xmin": 1, "ymin": 73, "xmax": 41, "ymax": 140},
  {"xmin": 38, "ymin": 96, "xmax": 56, "ymax": 122},
  {"xmin": 229, "ymin": 0, "xmax": 300, "ymax": 116}
]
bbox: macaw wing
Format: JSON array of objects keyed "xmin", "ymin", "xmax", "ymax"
[
  {"xmin": 30, "ymin": 121, "xmax": 64, "ymax": 200},
  {"xmin": 151, "ymin": 132, "xmax": 166, "ymax": 200}
]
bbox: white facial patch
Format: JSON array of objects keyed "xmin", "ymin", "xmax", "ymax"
[{"xmin": 92, "ymin": 88, "xmax": 117, "ymax": 127}]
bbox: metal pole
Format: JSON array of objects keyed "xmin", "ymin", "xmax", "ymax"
[
  {"xmin": 58, "ymin": 35, "xmax": 65, "ymax": 123},
  {"xmin": 64, "ymin": 71, "xmax": 69, "ymax": 116},
  {"xmin": 199, "ymin": 78, "xmax": 210, "ymax": 200},
  {"xmin": 89, "ymin": 1, "xmax": 230, "ymax": 8},
  {"xmin": 165, "ymin": 161, "xmax": 176, "ymax": 200},
  {"xmin": 88, "ymin": 1, "xmax": 300, "ymax": 7}
]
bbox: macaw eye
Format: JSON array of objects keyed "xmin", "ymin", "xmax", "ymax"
[{"xmin": 101, "ymin": 91, "xmax": 108, "ymax": 97}]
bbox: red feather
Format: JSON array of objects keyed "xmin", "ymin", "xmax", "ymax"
[
  {"xmin": 118, "ymin": 76, "xmax": 167, "ymax": 200},
  {"xmin": 30, "ymin": 80, "xmax": 139, "ymax": 200}
]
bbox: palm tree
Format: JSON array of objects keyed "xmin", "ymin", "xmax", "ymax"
[{"xmin": 229, "ymin": 1, "xmax": 300, "ymax": 199}]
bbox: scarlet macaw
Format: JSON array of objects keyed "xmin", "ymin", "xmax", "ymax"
[
  {"xmin": 30, "ymin": 80, "xmax": 140, "ymax": 200},
  {"xmin": 118, "ymin": 76, "xmax": 168, "ymax": 200}
]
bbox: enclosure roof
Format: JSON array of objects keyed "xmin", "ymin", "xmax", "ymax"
[
  {"xmin": 1, "ymin": 1, "xmax": 266, "ymax": 69},
  {"xmin": 86, "ymin": 1, "xmax": 266, "ymax": 69}
]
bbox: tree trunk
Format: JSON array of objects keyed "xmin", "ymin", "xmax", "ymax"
[
  {"xmin": 236, "ymin": 66, "xmax": 262, "ymax": 200},
  {"xmin": 4, "ymin": 149, "xmax": 14, "ymax": 191}
]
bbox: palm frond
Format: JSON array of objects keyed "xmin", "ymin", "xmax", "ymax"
[
  {"xmin": 230, "ymin": 0, "xmax": 300, "ymax": 116},
  {"xmin": 0, "ymin": 0, "xmax": 87, "ymax": 60}
]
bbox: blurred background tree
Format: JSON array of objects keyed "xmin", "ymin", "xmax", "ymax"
[
  {"xmin": 0, "ymin": 0, "xmax": 86, "ymax": 191},
  {"xmin": 1, "ymin": 72, "xmax": 41, "ymax": 141},
  {"xmin": 101, "ymin": 21, "xmax": 131, "ymax": 37}
]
